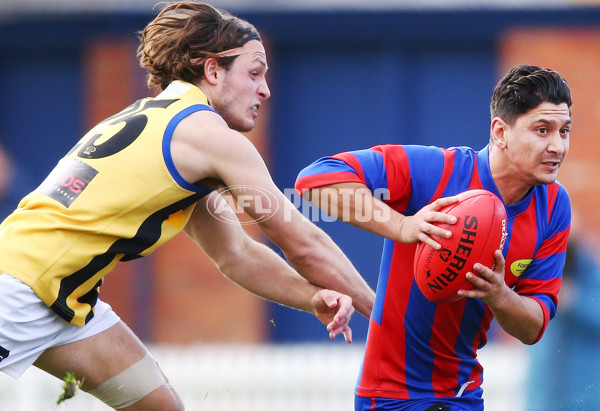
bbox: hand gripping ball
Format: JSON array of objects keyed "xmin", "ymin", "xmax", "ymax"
[{"xmin": 414, "ymin": 189, "xmax": 507, "ymax": 303}]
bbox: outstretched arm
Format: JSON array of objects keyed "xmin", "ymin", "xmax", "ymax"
[
  {"xmin": 171, "ymin": 111, "xmax": 375, "ymax": 318},
  {"xmin": 184, "ymin": 194, "xmax": 354, "ymax": 342}
]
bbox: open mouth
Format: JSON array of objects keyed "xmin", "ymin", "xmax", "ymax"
[{"xmin": 542, "ymin": 160, "xmax": 561, "ymax": 171}]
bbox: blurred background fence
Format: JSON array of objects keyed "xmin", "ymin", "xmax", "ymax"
[
  {"xmin": 1, "ymin": 0, "xmax": 600, "ymax": 409},
  {"xmin": 0, "ymin": 342, "xmax": 527, "ymax": 411}
]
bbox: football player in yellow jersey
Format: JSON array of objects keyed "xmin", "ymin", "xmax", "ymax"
[{"xmin": 0, "ymin": 2, "xmax": 374, "ymax": 410}]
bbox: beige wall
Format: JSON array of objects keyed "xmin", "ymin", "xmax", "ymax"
[{"xmin": 499, "ymin": 29, "xmax": 600, "ymax": 245}]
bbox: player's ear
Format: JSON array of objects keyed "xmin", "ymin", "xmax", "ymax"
[
  {"xmin": 490, "ymin": 117, "xmax": 508, "ymax": 149},
  {"xmin": 203, "ymin": 57, "xmax": 220, "ymax": 85}
]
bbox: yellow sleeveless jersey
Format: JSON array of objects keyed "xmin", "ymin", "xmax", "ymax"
[{"xmin": 0, "ymin": 81, "xmax": 216, "ymax": 326}]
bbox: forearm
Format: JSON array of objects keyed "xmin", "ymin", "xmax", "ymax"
[
  {"xmin": 218, "ymin": 238, "xmax": 320, "ymax": 313},
  {"xmin": 488, "ymin": 290, "xmax": 545, "ymax": 344},
  {"xmin": 306, "ymin": 183, "xmax": 404, "ymax": 241},
  {"xmin": 279, "ymin": 223, "xmax": 374, "ymax": 318}
]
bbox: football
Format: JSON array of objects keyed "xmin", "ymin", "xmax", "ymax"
[{"xmin": 413, "ymin": 189, "xmax": 507, "ymax": 303}]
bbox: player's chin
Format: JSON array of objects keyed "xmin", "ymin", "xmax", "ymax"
[
  {"xmin": 228, "ymin": 116, "xmax": 256, "ymax": 133},
  {"xmin": 536, "ymin": 173, "xmax": 558, "ymax": 185},
  {"xmin": 536, "ymin": 165, "xmax": 561, "ymax": 183},
  {"xmin": 235, "ymin": 123, "xmax": 255, "ymax": 133},
  {"xmin": 243, "ymin": 111, "xmax": 259, "ymax": 130}
]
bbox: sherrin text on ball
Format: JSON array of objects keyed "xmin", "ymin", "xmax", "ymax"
[{"xmin": 414, "ymin": 189, "xmax": 507, "ymax": 303}]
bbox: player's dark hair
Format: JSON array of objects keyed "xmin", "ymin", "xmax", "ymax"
[
  {"xmin": 490, "ymin": 64, "xmax": 572, "ymax": 125},
  {"xmin": 138, "ymin": 1, "xmax": 261, "ymax": 90}
]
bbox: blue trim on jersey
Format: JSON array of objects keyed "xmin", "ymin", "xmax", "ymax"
[{"xmin": 162, "ymin": 104, "xmax": 217, "ymax": 195}]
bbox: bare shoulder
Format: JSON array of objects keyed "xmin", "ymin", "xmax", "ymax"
[
  {"xmin": 175, "ymin": 110, "xmax": 258, "ymax": 156},
  {"xmin": 170, "ymin": 110, "xmax": 266, "ymax": 186}
]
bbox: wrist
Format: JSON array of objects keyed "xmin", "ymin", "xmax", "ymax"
[{"xmin": 485, "ymin": 283, "xmax": 514, "ymax": 311}]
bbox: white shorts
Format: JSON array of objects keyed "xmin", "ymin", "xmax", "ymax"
[{"xmin": 0, "ymin": 273, "xmax": 121, "ymax": 378}]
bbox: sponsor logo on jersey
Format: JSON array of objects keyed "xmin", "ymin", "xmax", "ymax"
[
  {"xmin": 510, "ymin": 259, "xmax": 532, "ymax": 277},
  {"xmin": 37, "ymin": 158, "xmax": 99, "ymax": 207}
]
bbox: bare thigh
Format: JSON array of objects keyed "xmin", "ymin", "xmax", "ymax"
[{"xmin": 33, "ymin": 320, "xmax": 183, "ymax": 410}]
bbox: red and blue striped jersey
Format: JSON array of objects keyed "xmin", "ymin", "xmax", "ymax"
[{"xmin": 295, "ymin": 144, "xmax": 570, "ymax": 400}]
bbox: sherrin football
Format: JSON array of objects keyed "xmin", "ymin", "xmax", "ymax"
[{"xmin": 414, "ymin": 189, "xmax": 507, "ymax": 304}]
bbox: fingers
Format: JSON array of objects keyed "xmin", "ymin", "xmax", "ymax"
[
  {"xmin": 465, "ymin": 271, "xmax": 487, "ymax": 288},
  {"xmin": 338, "ymin": 325, "xmax": 353, "ymax": 344},
  {"xmin": 458, "ymin": 249, "xmax": 505, "ymax": 299},
  {"xmin": 314, "ymin": 291, "xmax": 355, "ymax": 343},
  {"xmin": 431, "ymin": 195, "xmax": 459, "ymax": 210},
  {"xmin": 321, "ymin": 291, "xmax": 338, "ymax": 308},
  {"xmin": 320, "ymin": 290, "xmax": 348, "ymax": 310},
  {"xmin": 418, "ymin": 233, "xmax": 446, "ymax": 251},
  {"xmin": 328, "ymin": 322, "xmax": 353, "ymax": 344},
  {"xmin": 491, "ymin": 249, "xmax": 505, "ymax": 271},
  {"xmin": 328, "ymin": 296, "xmax": 354, "ymax": 343},
  {"xmin": 457, "ymin": 270, "xmax": 488, "ymax": 299},
  {"xmin": 412, "ymin": 195, "xmax": 459, "ymax": 249},
  {"xmin": 417, "ymin": 223, "xmax": 452, "ymax": 250},
  {"xmin": 327, "ymin": 296, "xmax": 354, "ymax": 329},
  {"xmin": 424, "ymin": 196, "xmax": 458, "ymax": 225},
  {"xmin": 313, "ymin": 289, "xmax": 341, "ymax": 310},
  {"xmin": 472, "ymin": 250, "xmax": 505, "ymax": 279},
  {"xmin": 414, "ymin": 215, "xmax": 456, "ymax": 250}
]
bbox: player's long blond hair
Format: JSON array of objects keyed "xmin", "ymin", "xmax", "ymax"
[{"xmin": 137, "ymin": 1, "xmax": 261, "ymax": 90}]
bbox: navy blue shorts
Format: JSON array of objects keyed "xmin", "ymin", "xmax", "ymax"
[{"xmin": 355, "ymin": 387, "xmax": 484, "ymax": 411}]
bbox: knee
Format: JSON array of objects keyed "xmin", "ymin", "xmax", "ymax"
[
  {"xmin": 157, "ymin": 385, "xmax": 185, "ymax": 411},
  {"xmin": 160, "ymin": 388, "xmax": 185, "ymax": 411},
  {"xmin": 87, "ymin": 351, "xmax": 181, "ymax": 410},
  {"xmin": 140, "ymin": 385, "xmax": 184, "ymax": 411},
  {"xmin": 121, "ymin": 385, "xmax": 184, "ymax": 411}
]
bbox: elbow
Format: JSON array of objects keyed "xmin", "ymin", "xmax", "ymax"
[
  {"xmin": 519, "ymin": 335, "xmax": 539, "ymax": 346},
  {"xmin": 283, "ymin": 228, "xmax": 328, "ymax": 267},
  {"xmin": 512, "ymin": 320, "xmax": 545, "ymax": 345},
  {"xmin": 521, "ymin": 326, "xmax": 545, "ymax": 346},
  {"xmin": 213, "ymin": 235, "xmax": 249, "ymax": 278},
  {"xmin": 216, "ymin": 254, "xmax": 236, "ymax": 279},
  {"xmin": 521, "ymin": 297, "xmax": 549, "ymax": 345}
]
